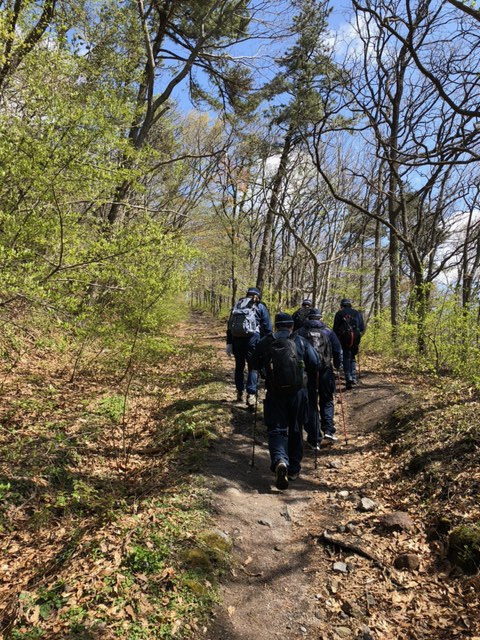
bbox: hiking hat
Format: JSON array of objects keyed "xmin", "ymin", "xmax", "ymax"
[
  {"xmin": 275, "ymin": 312, "xmax": 294, "ymax": 327},
  {"xmin": 308, "ymin": 308, "xmax": 322, "ymax": 319},
  {"xmin": 302, "ymin": 299, "xmax": 312, "ymax": 307},
  {"xmin": 246, "ymin": 287, "xmax": 261, "ymax": 297},
  {"xmin": 340, "ymin": 298, "xmax": 352, "ymax": 307}
]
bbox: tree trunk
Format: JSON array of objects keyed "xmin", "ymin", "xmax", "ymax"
[{"xmin": 256, "ymin": 131, "xmax": 293, "ymax": 292}]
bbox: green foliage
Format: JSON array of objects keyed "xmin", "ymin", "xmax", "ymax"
[
  {"xmin": 363, "ymin": 295, "xmax": 480, "ymax": 387},
  {"xmin": 96, "ymin": 395, "xmax": 126, "ymax": 424}
]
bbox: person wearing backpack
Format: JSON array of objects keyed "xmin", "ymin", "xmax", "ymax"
[
  {"xmin": 292, "ymin": 299, "xmax": 313, "ymax": 332},
  {"xmin": 296, "ymin": 308, "xmax": 343, "ymax": 448},
  {"xmin": 226, "ymin": 287, "xmax": 272, "ymax": 407},
  {"xmin": 251, "ymin": 312, "xmax": 319, "ymax": 490},
  {"xmin": 333, "ymin": 298, "xmax": 365, "ymax": 390}
]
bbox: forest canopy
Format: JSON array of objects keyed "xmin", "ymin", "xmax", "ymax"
[{"xmin": 1, "ymin": 0, "xmax": 480, "ymax": 384}]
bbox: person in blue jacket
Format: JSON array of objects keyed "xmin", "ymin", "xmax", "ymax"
[
  {"xmin": 297, "ymin": 308, "xmax": 343, "ymax": 448},
  {"xmin": 252, "ymin": 312, "xmax": 319, "ymax": 490},
  {"xmin": 333, "ymin": 299, "xmax": 365, "ymax": 389},
  {"xmin": 226, "ymin": 287, "xmax": 272, "ymax": 408}
]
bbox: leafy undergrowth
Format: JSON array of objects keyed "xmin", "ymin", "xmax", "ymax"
[
  {"xmin": 324, "ymin": 357, "xmax": 480, "ymax": 638},
  {"xmin": 298, "ymin": 357, "xmax": 480, "ymax": 639},
  {"xmin": 0, "ymin": 311, "xmax": 231, "ymax": 639},
  {"xmin": 377, "ymin": 370, "xmax": 480, "ymax": 547}
]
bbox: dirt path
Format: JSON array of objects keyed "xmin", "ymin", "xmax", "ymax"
[{"xmin": 201, "ymin": 319, "xmax": 409, "ymax": 640}]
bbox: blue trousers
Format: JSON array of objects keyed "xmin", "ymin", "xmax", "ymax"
[
  {"xmin": 232, "ymin": 336, "xmax": 259, "ymax": 395},
  {"xmin": 305, "ymin": 368, "xmax": 336, "ymax": 443},
  {"xmin": 263, "ymin": 388, "xmax": 308, "ymax": 475},
  {"xmin": 342, "ymin": 346, "xmax": 358, "ymax": 383}
]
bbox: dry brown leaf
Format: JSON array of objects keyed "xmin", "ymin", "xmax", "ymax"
[
  {"xmin": 125, "ymin": 604, "xmax": 135, "ymax": 620},
  {"xmin": 227, "ymin": 606, "xmax": 236, "ymax": 617}
]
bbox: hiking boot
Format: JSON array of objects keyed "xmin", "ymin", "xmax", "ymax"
[
  {"xmin": 236, "ymin": 391, "xmax": 244, "ymax": 402},
  {"xmin": 322, "ymin": 433, "xmax": 338, "ymax": 443},
  {"xmin": 246, "ymin": 394, "xmax": 256, "ymax": 408},
  {"xmin": 275, "ymin": 461, "xmax": 288, "ymax": 490},
  {"xmin": 345, "ymin": 380, "xmax": 353, "ymax": 390},
  {"xmin": 306, "ymin": 441, "xmax": 321, "ymax": 453},
  {"xmin": 288, "ymin": 471, "xmax": 299, "ymax": 481}
]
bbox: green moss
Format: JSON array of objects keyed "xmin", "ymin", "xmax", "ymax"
[{"xmin": 448, "ymin": 524, "xmax": 480, "ymax": 573}]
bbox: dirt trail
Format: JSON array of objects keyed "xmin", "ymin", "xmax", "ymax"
[{"xmin": 202, "ymin": 320, "xmax": 408, "ymax": 640}]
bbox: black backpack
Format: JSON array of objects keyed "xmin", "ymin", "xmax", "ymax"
[
  {"xmin": 337, "ymin": 312, "xmax": 358, "ymax": 349},
  {"xmin": 293, "ymin": 306, "xmax": 310, "ymax": 330},
  {"xmin": 306, "ymin": 328, "xmax": 332, "ymax": 369},
  {"xmin": 228, "ymin": 297, "xmax": 258, "ymax": 338},
  {"xmin": 268, "ymin": 335, "xmax": 305, "ymax": 395}
]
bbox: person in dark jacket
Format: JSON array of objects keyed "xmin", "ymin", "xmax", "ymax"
[
  {"xmin": 292, "ymin": 299, "xmax": 312, "ymax": 332},
  {"xmin": 333, "ymin": 298, "xmax": 365, "ymax": 389},
  {"xmin": 226, "ymin": 287, "xmax": 272, "ymax": 407},
  {"xmin": 252, "ymin": 312, "xmax": 319, "ymax": 490},
  {"xmin": 297, "ymin": 308, "xmax": 343, "ymax": 448}
]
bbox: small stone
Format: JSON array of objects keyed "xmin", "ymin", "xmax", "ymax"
[
  {"xmin": 359, "ymin": 625, "xmax": 374, "ymax": 640},
  {"xmin": 394, "ymin": 553, "xmax": 420, "ymax": 571},
  {"xmin": 341, "ymin": 600, "xmax": 365, "ymax": 618},
  {"xmin": 300, "ymin": 626, "xmax": 307, "ymax": 634},
  {"xmin": 258, "ymin": 519, "xmax": 272, "ymax": 527},
  {"xmin": 333, "ymin": 561, "xmax": 348, "ymax": 573},
  {"xmin": 327, "ymin": 460, "xmax": 341, "ymax": 469},
  {"xmin": 337, "ymin": 525, "xmax": 346, "ymax": 533},
  {"xmin": 330, "ymin": 578, "xmax": 339, "ymax": 593},
  {"xmin": 379, "ymin": 512, "xmax": 414, "ymax": 532},
  {"xmin": 365, "ymin": 593, "xmax": 376, "ymax": 607},
  {"xmin": 334, "ymin": 626, "xmax": 352, "ymax": 638},
  {"xmin": 346, "ymin": 523, "xmax": 357, "ymax": 534},
  {"xmin": 358, "ymin": 498, "xmax": 376, "ymax": 512},
  {"xmin": 338, "ymin": 490, "xmax": 349, "ymax": 499}
]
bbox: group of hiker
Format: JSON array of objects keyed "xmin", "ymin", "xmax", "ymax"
[{"xmin": 225, "ymin": 288, "xmax": 365, "ymax": 490}]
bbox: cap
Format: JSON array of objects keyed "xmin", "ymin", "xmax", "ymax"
[
  {"xmin": 275, "ymin": 312, "xmax": 294, "ymax": 327},
  {"xmin": 308, "ymin": 307, "xmax": 322, "ymax": 319},
  {"xmin": 341, "ymin": 298, "xmax": 352, "ymax": 307},
  {"xmin": 246, "ymin": 287, "xmax": 261, "ymax": 297},
  {"xmin": 302, "ymin": 299, "xmax": 312, "ymax": 307}
]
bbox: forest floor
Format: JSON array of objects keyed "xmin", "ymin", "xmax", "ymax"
[
  {"xmin": 0, "ymin": 309, "xmax": 479, "ymax": 640},
  {"xmin": 201, "ymin": 314, "xmax": 480, "ymax": 640}
]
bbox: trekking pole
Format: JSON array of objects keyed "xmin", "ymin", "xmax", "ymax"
[
  {"xmin": 357, "ymin": 352, "xmax": 361, "ymax": 381},
  {"xmin": 315, "ymin": 403, "xmax": 320, "ymax": 470},
  {"xmin": 251, "ymin": 383, "xmax": 259, "ymax": 467},
  {"xmin": 336, "ymin": 370, "xmax": 348, "ymax": 445}
]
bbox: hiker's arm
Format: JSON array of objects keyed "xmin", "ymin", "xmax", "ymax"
[
  {"xmin": 258, "ymin": 304, "xmax": 272, "ymax": 336},
  {"xmin": 329, "ymin": 331, "xmax": 343, "ymax": 369}
]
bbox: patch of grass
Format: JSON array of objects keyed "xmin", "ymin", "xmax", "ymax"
[{"xmin": 96, "ymin": 394, "xmax": 126, "ymax": 423}]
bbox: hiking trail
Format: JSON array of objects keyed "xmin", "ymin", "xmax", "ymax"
[{"xmin": 197, "ymin": 313, "xmax": 414, "ymax": 640}]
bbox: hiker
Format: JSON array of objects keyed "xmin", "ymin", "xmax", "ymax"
[
  {"xmin": 251, "ymin": 312, "xmax": 319, "ymax": 490},
  {"xmin": 292, "ymin": 299, "xmax": 312, "ymax": 332},
  {"xmin": 333, "ymin": 298, "xmax": 365, "ymax": 390},
  {"xmin": 296, "ymin": 308, "xmax": 343, "ymax": 448},
  {"xmin": 226, "ymin": 287, "xmax": 272, "ymax": 407}
]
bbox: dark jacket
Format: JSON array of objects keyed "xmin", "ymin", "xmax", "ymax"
[
  {"xmin": 252, "ymin": 329, "xmax": 319, "ymax": 391},
  {"xmin": 297, "ymin": 320, "xmax": 343, "ymax": 370},
  {"xmin": 333, "ymin": 307, "xmax": 365, "ymax": 340},
  {"xmin": 226, "ymin": 300, "xmax": 272, "ymax": 346}
]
